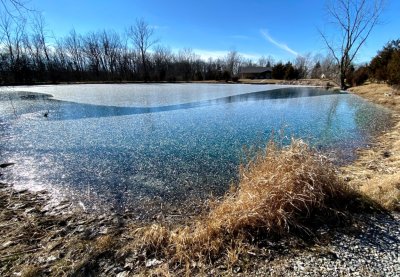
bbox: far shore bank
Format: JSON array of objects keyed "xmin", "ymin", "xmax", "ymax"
[
  {"xmin": 0, "ymin": 78, "xmax": 339, "ymax": 88},
  {"xmin": 0, "ymin": 82, "xmax": 399, "ymax": 276}
]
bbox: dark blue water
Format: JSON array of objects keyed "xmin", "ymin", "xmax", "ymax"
[{"xmin": 0, "ymin": 85, "xmax": 392, "ymax": 211}]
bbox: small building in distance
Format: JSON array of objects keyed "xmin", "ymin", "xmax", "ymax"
[{"xmin": 239, "ymin": 66, "xmax": 272, "ymax": 79}]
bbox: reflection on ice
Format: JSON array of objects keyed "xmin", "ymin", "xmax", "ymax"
[{"xmin": 0, "ymin": 84, "xmax": 393, "ymax": 212}]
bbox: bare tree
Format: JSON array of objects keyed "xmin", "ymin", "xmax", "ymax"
[
  {"xmin": 0, "ymin": 0, "xmax": 30, "ymax": 20},
  {"xmin": 225, "ymin": 50, "xmax": 242, "ymax": 77},
  {"xmin": 127, "ymin": 18, "xmax": 157, "ymax": 81},
  {"xmin": 0, "ymin": 11, "xmax": 26, "ymax": 64},
  {"xmin": 257, "ymin": 55, "xmax": 274, "ymax": 68},
  {"xmin": 320, "ymin": 0, "xmax": 384, "ymax": 89},
  {"xmin": 101, "ymin": 30, "xmax": 122, "ymax": 77},
  {"xmin": 83, "ymin": 31, "xmax": 102, "ymax": 77},
  {"xmin": 294, "ymin": 53, "xmax": 312, "ymax": 79},
  {"xmin": 31, "ymin": 12, "xmax": 50, "ymax": 63},
  {"xmin": 64, "ymin": 28, "xmax": 85, "ymax": 76},
  {"xmin": 321, "ymin": 54, "xmax": 339, "ymax": 80},
  {"xmin": 176, "ymin": 48, "xmax": 198, "ymax": 81},
  {"xmin": 152, "ymin": 45, "xmax": 171, "ymax": 81}
]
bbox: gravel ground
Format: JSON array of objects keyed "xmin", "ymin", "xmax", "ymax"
[
  {"xmin": 253, "ymin": 212, "xmax": 400, "ymax": 277},
  {"xmin": 1, "ymin": 182, "xmax": 399, "ymax": 276}
]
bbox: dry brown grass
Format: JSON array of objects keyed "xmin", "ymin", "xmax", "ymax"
[
  {"xmin": 239, "ymin": 78, "xmax": 340, "ymax": 88},
  {"xmin": 21, "ymin": 265, "xmax": 41, "ymax": 277},
  {"xmin": 346, "ymin": 83, "xmax": 400, "ymax": 210},
  {"xmin": 348, "ymin": 83, "xmax": 400, "ymax": 112},
  {"xmin": 128, "ymin": 140, "xmax": 358, "ymax": 271}
]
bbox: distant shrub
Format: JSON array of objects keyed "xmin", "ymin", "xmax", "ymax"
[
  {"xmin": 194, "ymin": 71, "xmax": 204, "ymax": 81},
  {"xmin": 232, "ymin": 76, "xmax": 239, "ymax": 82},
  {"xmin": 272, "ymin": 62, "xmax": 286, "ymax": 79},
  {"xmin": 272, "ymin": 62, "xmax": 300, "ymax": 80},
  {"xmin": 222, "ymin": 70, "xmax": 231, "ymax": 82},
  {"xmin": 284, "ymin": 62, "xmax": 299, "ymax": 80},
  {"xmin": 388, "ymin": 51, "xmax": 400, "ymax": 85},
  {"xmin": 369, "ymin": 39, "xmax": 400, "ymax": 83},
  {"xmin": 167, "ymin": 76, "xmax": 177, "ymax": 82},
  {"xmin": 351, "ymin": 66, "xmax": 369, "ymax": 86}
]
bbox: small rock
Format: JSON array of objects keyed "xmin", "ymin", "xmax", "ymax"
[
  {"xmin": 75, "ymin": 226, "xmax": 85, "ymax": 233},
  {"xmin": 99, "ymin": 226, "xmax": 108, "ymax": 234},
  {"xmin": 233, "ymin": 266, "xmax": 242, "ymax": 273},
  {"xmin": 116, "ymin": 272, "xmax": 129, "ymax": 277},
  {"xmin": 55, "ymin": 203, "xmax": 71, "ymax": 211},
  {"xmin": 145, "ymin": 258, "xmax": 163, "ymax": 268},
  {"xmin": 24, "ymin": 207, "xmax": 36, "ymax": 214},
  {"xmin": 124, "ymin": 262, "xmax": 134, "ymax": 270},
  {"xmin": 2, "ymin": 241, "xmax": 14, "ymax": 248},
  {"xmin": 47, "ymin": 255, "xmax": 57, "ymax": 262},
  {"xmin": 104, "ymin": 265, "xmax": 114, "ymax": 273}
]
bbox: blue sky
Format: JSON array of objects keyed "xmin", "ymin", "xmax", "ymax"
[{"xmin": 33, "ymin": 0, "xmax": 400, "ymax": 63}]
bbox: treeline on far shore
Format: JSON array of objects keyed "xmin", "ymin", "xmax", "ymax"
[
  {"xmin": 0, "ymin": 15, "xmax": 330, "ymax": 85},
  {"xmin": 0, "ymin": 10, "xmax": 347, "ymax": 85},
  {"xmin": 0, "ymin": 12, "xmax": 399, "ymax": 86}
]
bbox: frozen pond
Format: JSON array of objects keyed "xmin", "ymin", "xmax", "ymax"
[
  {"xmin": 13, "ymin": 83, "xmax": 288, "ymax": 107},
  {"xmin": 0, "ymin": 84, "xmax": 393, "ymax": 211}
]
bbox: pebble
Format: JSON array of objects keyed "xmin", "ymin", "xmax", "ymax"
[
  {"xmin": 254, "ymin": 212, "xmax": 400, "ymax": 276},
  {"xmin": 145, "ymin": 258, "xmax": 163, "ymax": 268}
]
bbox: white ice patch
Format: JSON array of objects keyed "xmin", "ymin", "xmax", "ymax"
[{"xmin": 12, "ymin": 83, "xmax": 288, "ymax": 107}]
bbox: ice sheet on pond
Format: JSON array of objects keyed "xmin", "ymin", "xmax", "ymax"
[
  {"xmin": 0, "ymin": 85, "xmax": 393, "ymax": 212},
  {"xmin": 11, "ymin": 83, "xmax": 289, "ymax": 107}
]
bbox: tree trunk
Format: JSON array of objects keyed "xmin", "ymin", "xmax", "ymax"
[
  {"xmin": 340, "ymin": 71, "xmax": 346, "ymax": 90},
  {"xmin": 141, "ymin": 51, "xmax": 148, "ymax": 82}
]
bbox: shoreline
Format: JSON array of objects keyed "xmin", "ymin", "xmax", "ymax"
[
  {"xmin": 345, "ymin": 84, "xmax": 400, "ymax": 210},
  {"xmin": 1, "ymin": 82, "xmax": 399, "ymax": 276},
  {"xmin": 0, "ymin": 78, "xmax": 339, "ymax": 88}
]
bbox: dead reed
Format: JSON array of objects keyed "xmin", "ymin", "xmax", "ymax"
[{"xmin": 129, "ymin": 139, "xmax": 358, "ymax": 269}]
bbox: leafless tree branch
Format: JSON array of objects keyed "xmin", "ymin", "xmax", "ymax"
[{"xmin": 320, "ymin": 0, "xmax": 384, "ymax": 89}]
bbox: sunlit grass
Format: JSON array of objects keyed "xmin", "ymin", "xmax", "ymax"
[{"xmin": 347, "ymin": 83, "xmax": 400, "ymax": 210}]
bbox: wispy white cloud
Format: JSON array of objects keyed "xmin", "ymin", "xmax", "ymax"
[
  {"xmin": 191, "ymin": 49, "xmax": 261, "ymax": 61},
  {"xmin": 171, "ymin": 48, "xmax": 262, "ymax": 61},
  {"xmin": 260, "ymin": 29, "xmax": 298, "ymax": 56},
  {"xmin": 191, "ymin": 49, "xmax": 228, "ymax": 60}
]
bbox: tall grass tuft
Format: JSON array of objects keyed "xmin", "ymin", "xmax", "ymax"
[{"xmin": 130, "ymin": 139, "xmax": 359, "ymax": 268}]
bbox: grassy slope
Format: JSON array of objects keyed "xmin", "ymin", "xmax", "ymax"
[{"xmin": 346, "ymin": 83, "xmax": 400, "ymax": 210}]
